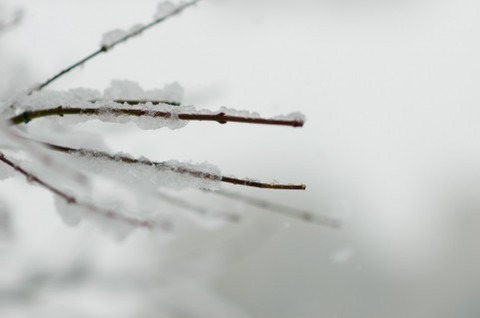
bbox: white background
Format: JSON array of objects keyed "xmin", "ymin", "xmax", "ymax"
[{"xmin": 2, "ymin": 0, "xmax": 480, "ymax": 317}]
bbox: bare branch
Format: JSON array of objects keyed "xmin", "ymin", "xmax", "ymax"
[
  {"xmin": 211, "ymin": 189, "xmax": 341, "ymax": 228},
  {"xmin": 41, "ymin": 142, "xmax": 306, "ymax": 190},
  {"xmin": 9, "ymin": 106, "xmax": 304, "ymax": 128},
  {"xmin": 0, "ymin": 151, "xmax": 169, "ymax": 231}
]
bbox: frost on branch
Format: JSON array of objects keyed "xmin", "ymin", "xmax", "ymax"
[{"xmin": 65, "ymin": 149, "xmax": 222, "ymax": 191}]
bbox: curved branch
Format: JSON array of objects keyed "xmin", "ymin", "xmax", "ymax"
[{"xmin": 9, "ymin": 106, "xmax": 305, "ymax": 128}]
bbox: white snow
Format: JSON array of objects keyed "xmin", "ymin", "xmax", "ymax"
[
  {"xmin": 103, "ymin": 79, "xmax": 184, "ymax": 103},
  {"xmin": 274, "ymin": 111, "xmax": 306, "ymax": 122},
  {"xmin": 69, "ymin": 150, "xmax": 222, "ymax": 191},
  {"xmin": 100, "ymin": 29, "xmax": 128, "ymax": 49},
  {"xmin": 154, "ymin": 1, "xmax": 178, "ymax": 20}
]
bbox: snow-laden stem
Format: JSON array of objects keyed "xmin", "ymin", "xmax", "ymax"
[
  {"xmin": 9, "ymin": 106, "xmax": 304, "ymax": 128},
  {"xmin": 0, "ymin": 151, "xmax": 168, "ymax": 230},
  {"xmin": 42, "ymin": 142, "xmax": 307, "ymax": 190}
]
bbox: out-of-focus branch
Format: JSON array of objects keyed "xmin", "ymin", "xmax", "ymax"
[
  {"xmin": 157, "ymin": 191, "xmax": 240, "ymax": 223},
  {"xmin": 211, "ymin": 189, "xmax": 341, "ymax": 228},
  {"xmin": 0, "ymin": 151, "xmax": 168, "ymax": 230}
]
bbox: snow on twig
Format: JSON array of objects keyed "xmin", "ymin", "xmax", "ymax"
[{"xmin": 40, "ymin": 142, "xmax": 307, "ymax": 191}]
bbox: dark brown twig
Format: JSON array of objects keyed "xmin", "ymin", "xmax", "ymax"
[{"xmin": 9, "ymin": 106, "xmax": 304, "ymax": 128}]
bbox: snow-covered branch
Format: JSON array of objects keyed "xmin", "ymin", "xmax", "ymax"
[{"xmin": 9, "ymin": 104, "xmax": 305, "ymax": 128}]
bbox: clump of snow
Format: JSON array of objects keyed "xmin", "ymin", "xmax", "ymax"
[
  {"xmin": 100, "ymin": 29, "xmax": 127, "ymax": 49},
  {"xmin": 92, "ymin": 101, "xmax": 193, "ymax": 130},
  {"xmin": 154, "ymin": 1, "xmax": 178, "ymax": 20},
  {"xmin": 103, "ymin": 80, "xmax": 184, "ymax": 103},
  {"xmin": 128, "ymin": 23, "xmax": 144, "ymax": 35},
  {"xmin": 103, "ymin": 80, "xmax": 144, "ymax": 100},
  {"xmin": 274, "ymin": 111, "xmax": 306, "ymax": 122},
  {"xmin": 14, "ymin": 87, "xmax": 101, "ymax": 112}
]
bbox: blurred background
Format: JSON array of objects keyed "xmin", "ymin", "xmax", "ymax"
[{"xmin": 1, "ymin": 0, "xmax": 480, "ymax": 317}]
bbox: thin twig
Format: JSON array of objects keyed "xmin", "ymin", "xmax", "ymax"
[
  {"xmin": 41, "ymin": 142, "xmax": 306, "ymax": 190},
  {"xmin": 0, "ymin": 151, "xmax": 167, "ymax": 230},
  {"xmin": 9, "ymin": 106, "xmax": 304, "ymax": 128},
  {"xmin": 211, "ymin": 189, "xmax": 341, "ymax": 228},
  {"xmin": 30, "ymin": 0, "xmax": 201, "ymax": 94}
]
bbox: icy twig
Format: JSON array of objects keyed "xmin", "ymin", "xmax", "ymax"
[
  {"xmin": 42, "ymin": 142, "xmax": 307, "ymax": 190},
  {"xmin": 9, "ymin": 106, "xmax": 305, "ymax": 128},
  {"xmin": 0, "ymin": 151, "xmax": 168, "ymax": 231},
  {"xmin": 25, "ymin": 0, "xmax": 201, "ymax": 94},
  {"xmin": 211, "ymin": 189, "xmax": 341, "ymax": 228}
]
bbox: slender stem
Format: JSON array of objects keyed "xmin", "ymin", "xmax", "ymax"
[
  {"xmin": 0, "ymin": 151, "xmax": 168, "ymax": 230},
  {"xmin": 42, "ymin": 142, "xmax": 306, "ymax": 190},
  {"xmin": 9, "ymin": 106, "xmax": 304, "ymax": 128},
  {"xmin": 29, "ymin": 0, "xmax": 201, "ymax": 94},
  {"xmin": 212, "ymin": 189, "xmax": 340, "ymax": 228}
]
